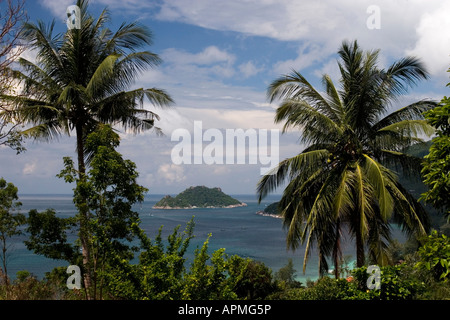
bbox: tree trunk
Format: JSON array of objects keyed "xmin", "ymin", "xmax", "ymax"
[
  {"xmin": 1, "ymin": 240, "xmax": 9, "ymax": 287},
  {"xmin": 75, "ymin": 123, "xmax": 92, "ymax": 300},
  {"xmin": 332, "ymin": 220, "xmax": 341, "ymax": 279},
  {"xmin": 356, "ymin": 229, "xmax": 365, "ymax": 268}
]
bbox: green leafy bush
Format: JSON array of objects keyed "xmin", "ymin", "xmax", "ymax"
[
  {"xmin": 421, "ymin": 96, "xmax": 450, "ymax": 219},
  {"xmin": 416, "ymin": 231, "xmax": 450, "ymax": 281},
  {"xmin": 352, "ymin": 264, "xmax": 425, "ymax": 300}
]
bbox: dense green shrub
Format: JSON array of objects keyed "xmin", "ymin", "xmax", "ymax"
[
  {"xmin": 270, "ymin": 261, "xmax": 435, "ymax": 300},
  {"xmin": 416, "ymin": 231, "xmax": 450, "ymax": 281},
  {"xmin": 101, "ymin": 221, "xmax": 276, "ymax": 300},
  {"xmin": 352, "ymin": 264, "xmax": 426, "ymax": 300},
  {"xmin": 0, "ymin": 270, "xmax": 62, "ymax": 300}
]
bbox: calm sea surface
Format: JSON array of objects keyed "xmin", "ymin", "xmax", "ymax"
[{"xmin": 8, "ymin": 194, "xmax": 406, "ymax": 283}]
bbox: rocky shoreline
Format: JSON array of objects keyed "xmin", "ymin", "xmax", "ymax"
[
  {"xmin": 153, "ymin": 202, "xmax": 248, "ymax": 210},
  {"xmin": 255, "ymin": 211, "xmax": 282, "ymax": 219}
]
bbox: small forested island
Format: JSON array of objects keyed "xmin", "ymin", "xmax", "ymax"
[
  {"xmin": 256, "ymin": 201, "xmax": 282, "ymax": 218},
  {"xmin": 153, "ymin": 186, "xmax": 247, "ymax": 209}
]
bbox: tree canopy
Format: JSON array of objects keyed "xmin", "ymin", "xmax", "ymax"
[{"xmin": 258, "ymin": 40, "xmax": 436, "ymax": 276}]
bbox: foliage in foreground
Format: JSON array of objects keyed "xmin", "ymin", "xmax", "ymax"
[
  {"xmin": 101, "ymin": 221, "xmax": 275, "ymax": 300},
  {"xmin": 421, "ymin": 92, "xmax": 450, "ymax": 219},
  {"xmin": 1, "ymin": 226, "xmax": 450, "ymax": 300}
]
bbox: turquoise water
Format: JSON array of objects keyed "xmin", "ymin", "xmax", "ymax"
[{"xmin": 8, "ymin": 194, "xmax": 406, "ymax": 283}]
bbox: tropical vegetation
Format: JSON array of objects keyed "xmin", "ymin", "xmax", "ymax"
[
  {"xmin": 257, "ymin": 40, "xmax": 436, "ymax": 277},
  {"xmin": 0, "ymin": 0, "xmax": 173, "ymax": 296},
  {"xmin": 0, "ymin": 178, "xmax": 25, "ymax": 288},
  {"xmin": 154, "ymin": 186, "xmax": 244, "ymax": 209},
  {"xmin": 0, "ymin": 0, "xmax": 449, "ymax": 302},
  {"xmin": 421, "ymin": 84, "xmax": 450, "ymax": 219}
]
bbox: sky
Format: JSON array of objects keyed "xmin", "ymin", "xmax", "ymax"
[{"xmin": 1, "ymin": 0, "xmax": 449, "ymax": 196}]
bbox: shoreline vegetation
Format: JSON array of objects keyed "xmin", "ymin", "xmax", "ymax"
[
  {"xmin": 256, "ymin": 201, "xmax": 282, "ymax": 219},
  {"xmin": 153, "ymin": 203, "xmax": 248, "ymax": 210},
  {"xmin": 255, "ymin": 211, "xmax": 282, "ymax": 219},
  {"xmin": 153, "ymin": 186, "xmax": 247, "ymax": 209}
]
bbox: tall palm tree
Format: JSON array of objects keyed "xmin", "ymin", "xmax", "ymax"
[
  {"xmin": 257, "ymin": 40, "xmax": 435, "ymax": 277},
  {"xmin": 2, "ymin": 0, "xmax": 173, "ymax": 295}
]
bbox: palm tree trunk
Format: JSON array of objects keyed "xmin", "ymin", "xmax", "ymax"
[
  {"xmin": 332, "ymin": 220, "xmax": 341, "ymax": 279},
  {"xmin": 75, "ymin": 123, "xmax": 92, "ymax": 300},
  {"xmin": 356, "ymin": 229, "xmax": 365, "ymax": 268}
]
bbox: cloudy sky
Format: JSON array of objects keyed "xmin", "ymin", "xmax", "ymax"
[{"xmin": 1, "ymin": 0, "xmax": 449, "ymax": 196}]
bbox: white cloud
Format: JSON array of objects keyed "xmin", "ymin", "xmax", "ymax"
[
  {"xmin": 273, "ymin": 42, "xmax": 331, "ymax": 75},
  {"xmin": 157, "ymin": 163, "xmax": 186, "ymax": 184},
  {"xmin": 22, "ymin": 162, "xmax": 36, "ymax": 175},
  {"xmin": 161, "ymin": 46, "xmax": 236, "ymax": 79},
  {"xmin": 155, "ymin": 0, "xmax": 336, "ymax": 41},
  {"xmin": 134, "ymin": 44, "xmax": 276, "ymax": 132},
  {"xmin": 40, "ymin": 0, "xmax": 73, "ymax": 17},
  {"xmin": 152, "ymin": 107, "xmax": 195, "ymax": 135},
  {"xmin": 173, "ymin": 107, "xmax": 280, "ymax": 130},
  {"xmin": 42, "ymin": 0, "xmax": 449, "ymax": 79},
  {"xmin": 154, "ymin": 0, "xmax": 449, "ymax": 78},
  {"xmin": 405, "ymin": 1, "xmax": 450, "ymax": 79},
  {"xmin": 239, "ymin": 61, "xmax": 264, "ymax": 78},
  {"xmin": 164, "ymin": 46, "xmax": 235, "ymax": 66}
]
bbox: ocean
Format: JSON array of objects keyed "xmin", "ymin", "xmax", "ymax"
[{"xmin": 7, "ymin": 194, "xmax": 406, "ymax": 283}]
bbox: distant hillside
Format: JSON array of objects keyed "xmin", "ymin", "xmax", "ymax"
[
  {"xmin": 153, "ymin": 186, "xmax": 247, "ymax": 209},
  {"xmin": 404, "ymin": 140, "xmax": 432, "ymax": 158}
]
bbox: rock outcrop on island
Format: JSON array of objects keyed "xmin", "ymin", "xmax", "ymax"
[
  {"xmin": 153, "ymin": 186, "xmax": 247, "ymax": 209},
  {"xmin": 256, "ymin": 201, "xmax": 282, "ymax": 218}
]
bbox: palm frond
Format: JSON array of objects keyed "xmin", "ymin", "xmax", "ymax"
[
  {"xmin": 379, "ymin": 149, "xmax": 424, "ymax": 177},
  {"xmin": 275, "ymin": 99, "xmax": 343, "ymax": 145},
  {"xmin": 386, "ymin": 180, "xmax": 429, "ymax": 239},
  {"xmin": 20, "ymin": 20, "xmax": 64, "ymax": 77},
  {"xmin": 362, "ymin": 154, "xmax": 394, "ymax": 220},
  {"xmin": 85, "ymin": 54, "xmax": 121, "ymax": 99},
  {"xmin": 256, "ymin": 149, "xmax": 329, "ymax": 202},
  {"xmin": 20, "ymin": 121, "xmax": 66, "ymax": 141},
  {"xmin": 383, "ymin": 56, "xmax": 430, "ymax": 97},
  {"xmin": 367, "ymin": 214, "xmax": 392, "ymax": 266},
  {"xmin": 322, "ymin": 74, "xmax": 345, "ymax": 122},
  {"xmin": 354, "ymin": 163, "xmax": 372, "ymax": 241},
  {"xmin": 113, "ymin": 52, "xmax": 162, "ymax": 91},
  {"xmin": 332, "ymin": 165, "xmax": 354, "ymax": 220},
  {"xmin": 268, "ymin": 69, "xmax": 342, "ymax": 123},
  {"xmin": 144, "ymin": 88, "xmax": 175, "ymax": 108},
  {"xmin": 15, "ymin": 58, "xmax": 60, "ymax": 94},
  {"xmin": 377, "ymin": 119, "xmax": 435, "ymax": 140},
  {"xmin": 105, "ymin": 21, "xmax": 154, "ymax": 54},
  {"xmin": 373, "ymin": 100, "xmax": 437, "ymax": 132}
]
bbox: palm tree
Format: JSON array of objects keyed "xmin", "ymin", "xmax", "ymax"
[
  {"xmin": 257, "ymin": 40, "xmax": 435, "ymax": 277},
  {"xmin": 2, "ymin": 0, "xmax": 173, "ymax": 295}
]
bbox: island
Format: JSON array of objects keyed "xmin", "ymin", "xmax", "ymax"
[
  {"xmin": 256, "ymin": 201, "xmax": 282, "ymax": 219},
  {"xmin": 153, "ymin": 186, "xmax": 247, "ymax": 209}
]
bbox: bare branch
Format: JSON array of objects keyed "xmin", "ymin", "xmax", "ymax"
[{"xmin": 0, "ymin": 0, "xmax": 28, "ymax": 70}]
